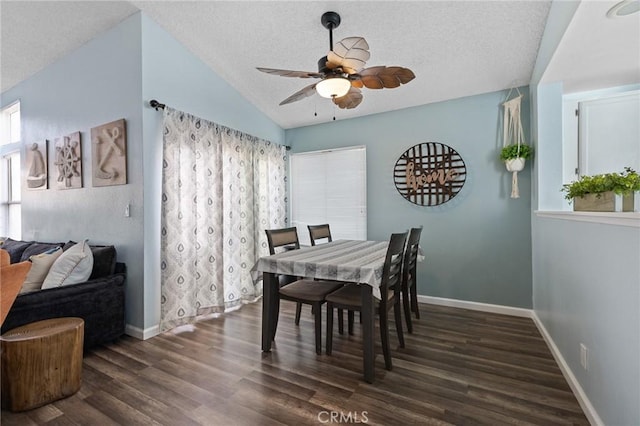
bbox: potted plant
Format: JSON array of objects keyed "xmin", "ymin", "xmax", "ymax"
[
  {"xmin": 561, "ymin": 167, "xmax": 640, "ymax": 212},
  {"xmin": 500, "ymin": 144, "xmax": 533, "ymax": 172}
]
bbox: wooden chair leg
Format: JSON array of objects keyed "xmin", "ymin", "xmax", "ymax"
[
  {"xmin": 338, "ymin": 308, "xmax": 344, "ymax": 335},
  {"xmin": 348, "ymin": 311, "xmax": 361, "ymax": 327},
  {"xmin": 402, "ymin": 283, "xmax": 413, "ymax": 334},
  {"xmin": 410, "ymin": 278, "xmax": 420, "ymax": 319},
  {"xmin": 295, "ymin": 302, "xmax": 302, "ymax": 325},
  {"xmin": 314, "ymin": 303, "xmax": 322, "ymax": 355},
  {"xmin": 326, "ymin": 303, "xmax": 334, "ymax": 355},
  {"xmin": 348, "ymin": 310, "xmax": 355, "ymax": 335},
  {"xmin": 394, "ymin": 296, "xmax": 405, "ymax": 348},
  {"xmin": 379, "ymin": 310, "xmax": 392, "ymax": 370}
]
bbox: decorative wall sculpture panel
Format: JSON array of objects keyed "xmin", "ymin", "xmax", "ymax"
[
  {"xmin": 26, "ymin": 140, "xmax": 48, "ymax": 190},
  {"xmin": 91, "ymin": 119, "xmax": 127, "ymax": 187},
  {"xmin": 54, "ymin": 132, "xmax": 82, "ymax": 189}
]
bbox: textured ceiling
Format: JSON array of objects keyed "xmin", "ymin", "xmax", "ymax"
[
  {"xmin": 0, "ymin": 1, "xmax": 140, "ymax": 93},
  {"xmin": 0, "ymin": 1, "xmax": 587, "ymax": 130},
  {"xmin": 133, "ymin": 1, "xmax": 552, "ymax": 128}
]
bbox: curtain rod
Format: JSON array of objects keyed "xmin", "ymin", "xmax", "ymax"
[{"xmin": 148, "ymin": 99, "xmax": 290, "ymax": 150}]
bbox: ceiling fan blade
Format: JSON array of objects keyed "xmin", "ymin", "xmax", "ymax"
[
  {"xmin": 327, "ymin": 37, "xmax": 370, "ymax": 74},
  {"xmin": 358, "ymin": 66, "xmax": 416, "ymax": 89},
  {"xmin": 279, "ymin": 83, "xmax": 318, "ymax": 106},
  {"xmin": 350, "ymin": 79, "xmax": 364, "ymax": 89},
  {"xmin": 333, "ymin": 87, "xmax": 363, "ymax": 109},
  {"xmin": 257, "ymin": 67, "xmax": 324, "ymax": 79}
]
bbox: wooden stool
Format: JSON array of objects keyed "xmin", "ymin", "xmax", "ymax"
[{"xmin": 1, "ymin": 317, "xmax": 84, "ymax": 411}]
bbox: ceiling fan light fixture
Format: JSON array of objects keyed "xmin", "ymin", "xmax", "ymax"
[
  {"xmin": 257, "ymin": 11, "xmax": 414, "ymax": 110},
  {"xmin": 316, "ymin": 76, "xmax": 351, "ymax": 98}
]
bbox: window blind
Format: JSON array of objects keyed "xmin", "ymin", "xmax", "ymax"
[{"xmin": 290, "ymin": 146, "xmax": 367, "ymax": 246}]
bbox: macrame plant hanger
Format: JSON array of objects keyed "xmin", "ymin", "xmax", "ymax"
[{"xmin": 502, "ymin": 87, "xmax": 526, "ymax": 198}]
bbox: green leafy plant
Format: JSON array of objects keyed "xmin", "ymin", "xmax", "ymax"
[
  {"xmin": 561, "ymin": 167, "xmax": 640, "ymax": 201},
  {"xmin": 500, "ymin": 144, "xmax": 533, "ymax": 161}
]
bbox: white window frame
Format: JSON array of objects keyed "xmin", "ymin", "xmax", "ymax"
[
  {"xmin": 1, "ymin": 101, "xmax": 22, "ymax": 239},
  {"xmin": 289, "ymin": 146, "xmax": 367, "ymax": 246}
]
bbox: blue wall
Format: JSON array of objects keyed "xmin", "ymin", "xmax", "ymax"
[
  {"xmin": 286, "ymin": 89, "xmax": 533, "ymax": 308},
  {"xmin": 533, "ymin": 215, "xmax": 639, "ymax": 425},
  {"xmin": 1, "ymin": 13, "xmax": 146, "ymax": 328},
  {"xmin": 530, "ymin": 1, "xmax": 639, "ymax": 424},
  {"xmin": 1, "ymin": 12, "xmax": 285, "ymax": 333},
  {"xmin": 532, "ymin": 75, "xmax": 640, "ymax": 426}
]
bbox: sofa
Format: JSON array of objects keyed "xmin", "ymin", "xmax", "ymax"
[{"xmin": 0, "ymin": 238, "xmax": 126, "ymax": 349}]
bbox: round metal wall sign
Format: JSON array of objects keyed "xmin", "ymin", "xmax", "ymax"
[{"xmin": 394, "ymin": 142, "xmax": 467, "ymax": 206}]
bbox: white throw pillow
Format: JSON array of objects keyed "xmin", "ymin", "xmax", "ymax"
[
  {"xmin": 20, "ymin": 247, "xmax": 63, "ymax": 293},
  {"xmin": 42, "ymin": 240, "xmax": 94, "ymax": 289}
]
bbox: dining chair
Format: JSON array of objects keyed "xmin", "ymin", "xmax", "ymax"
[
  {"xmin": 307, "ymin": 224, "xmax": 351, "ymax": 334},
  {"xmin": 308, "ymin": 224, "xmax": 332, "ymax": 246},
  {"xmin": 402, "ymin": 226, "xmax": 423, "ymax": 333},
  {"xmin": 265, "ymin": 227, "xmax": 303, "ymax": 322},
  {"xmin": 325, "ymin": 231, "xmax": 408, "ymax": 371},
  {"xmin": 265, "ymin": 227, "xmax": 343, "ymax": 355}
]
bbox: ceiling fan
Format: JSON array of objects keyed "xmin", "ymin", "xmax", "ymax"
[{"xmin": 257, "ymin": 11, "xmax": 415, "ymax": 110}]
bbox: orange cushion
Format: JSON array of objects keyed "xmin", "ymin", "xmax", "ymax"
[
  {"xmin": 0, "ymin": 249, "xmax": 9, "ymax": 267},
  {"xmin": 1, "ymin": 249, "xmax": 32, "ymax": 326}
]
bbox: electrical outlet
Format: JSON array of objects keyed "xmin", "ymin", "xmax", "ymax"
[{"xmin": 580, "ymin": 343, "xmax": 588, "ymax": 370}]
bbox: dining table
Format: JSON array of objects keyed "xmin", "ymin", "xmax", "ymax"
[{"xmin": 251, "ymin": 239, "xmax": 389, "ymax": 383}]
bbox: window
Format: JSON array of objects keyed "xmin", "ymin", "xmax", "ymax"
[
  {"xmin": 290, "ymin": 146, "xmax": 367, "ymax": 246},
  {"xmin": 1, "ymin": 102, "xmax": 21, "ymax": 239}
]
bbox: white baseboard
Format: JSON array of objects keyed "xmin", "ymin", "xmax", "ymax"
[
  {"xmin": 418, "ymin": 295, "xmax": 532, "ymax": 318},
  {"xmin": 531, "ymin": 312, "xmax": 603, "ymax": 426},
  {"xmin": 418, "ymin": 295, "xmax": 602, "ymax": 425},
  {"xmin": 124, "ymin": 323, "xmax": 159, "ymax": 340}
]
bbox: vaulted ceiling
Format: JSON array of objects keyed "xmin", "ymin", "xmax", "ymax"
[{"xmin": 1, "ymin": 1, "xmax": 638, "ymax": 129}]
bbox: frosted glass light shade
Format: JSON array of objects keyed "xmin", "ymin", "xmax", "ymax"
[{"xmin": 316, "ymin": 77, "xmax": 351, "ymax": 98}]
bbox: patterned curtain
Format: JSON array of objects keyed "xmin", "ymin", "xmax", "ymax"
[{"xmin": 161, "ymin": 108, "xmax": 286, "ymax": 331}]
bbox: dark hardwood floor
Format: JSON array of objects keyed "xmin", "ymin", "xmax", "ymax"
[{"xmin": 1, "ymin": 302, "xmax": 589, "ymax": 425}]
